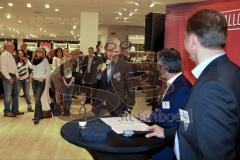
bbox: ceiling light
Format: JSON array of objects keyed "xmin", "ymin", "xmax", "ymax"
[
  {"xmin": 12, "ymin": 28, "xmax": 15, "ymax": 31},
  {"xmin": 54, "ymin": 8, "xmax": 59, "ymax": 12},
  {"xmin": 122, "ymin": 8, "xmax": 127, "ymax": 11},
  {"xmin": 1, "ymin": 33, "xmax": 4, "ymax": 36},
  {"xmin": 73, "ymin": 25, "xmax": 76, "ymax": 30},
  {"xmin": 18, "ymin": 20, "xmax": 22, "ymax": 23},
  {"xmin": 0, "ymin": 6, "xmax": 4, "ymax": 9},
  {"xmin": 118, "ymin": 12, "xmax": 122, "ymax": 16},
  {"xmin": 134, "ymin": 9, "xmax": 138, "ymax": 12},
  {"xmin": 149, "ymin": 2, "xmax": 155, "ymax": 8},
  {"xmin": 133, "ymin": 2, "xmax": 140, "ymax": 6},
  {"xmin": 26, "ymin": 3, "xmax": 31, "ymax": 8},
  {"xmin": 44, "ymin": 30, "xmax": 46, "ymax": 32},
  {"xmin": 6, "ymin": 14, "xmax": 11, "ymax": 19},
  {"xmin": 124, "ymin": 17, "xmax": 128, "ymax": 20},
  {"xmin": 129, "ymin": 12, "xmax": 134, "ymax": 16},
  {"xmin": 40, "ymin": 27, "xmax": 43, "ymax": 31},
  {"xmin": 8, "ymin": 3, "xmax": 14, "ymax": 7},
  {"xmin": 45, "ymin": 4, "xmax": 50, "ymax": 9},
  {"xmin": 115, "ymin": 17, "xmax": 120, "ymax": 20}
]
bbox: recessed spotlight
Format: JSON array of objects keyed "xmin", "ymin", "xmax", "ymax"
[
  {"xmin": 40, "ymin": 27, "xmax": 43, "ymax": 31},
  {"xmin": 124, "ymin": 17, "xmax": 128, "ymax": 20},
  {"xmin": 6, "ymin": 14, "xmax": 11, "ymax": 19},
  {"xmin": 122, "ymin": 8, "xmax": 127, "ymax": 11},
  {"xmin": 8, "ymin": 3, "xmax": 14, "ymax": 7},
  {"xmin": 54, "ymin": 8, "xmax": 59, "ymax": 12},
  {"xmin": 115, "ymin": 17, "xmax": 120, "ymax": 20},
  {"xmin": 133, "ymin": 2, "xmax": 140, "ymax": 6},
  {"xmin": 118, "ymin": 12, "xmax": 122, "ymax": 16},
  {"xmin": 18, "ymin": 20, "xmax": 22, "ymax": 23},
  {"xmin": 26, "ymin": 3, "xmax": 31, "ymax": 8},
  {"xmin": 73, "ymin": 25, "xmax": 76, "ymax": 29},
  {"xmin": 129, "ymin": 12, "xmax": 134, "ymax": 16},
  {"xmin": 1, "ymin": 33, "xmax": 4, "ymax": 36},
  {"xmin": 134, "ymin": 9, "xmax": 138, "ymax": 12},
  {"xmin": 44, "ymin": 30, "xmax": 46, "ymax": 32},
  {"xmin": 149, "ymin": 2, "xmax": 155, "ymax": 8},
  {"xmin": 45, "ymin": 4, "xmax": 50, "ymax": 9},
  {"xmin": 0, "ymin": 6, "xmax": 4, "ymax": 9}
]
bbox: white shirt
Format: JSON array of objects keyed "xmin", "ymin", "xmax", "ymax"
[
  {"xmin": 52, "ymin": 57, "xmax": 62, "ymax": 71},
  {"xmin": 28, "ymin": 58, "xmax": 50, "ymax": 81},
  {"xmin": 174, "ymin": 53, "xmax": 225, "ymax": 160},
  {"xmin": 0, "ymin": 50, "xmax": 18, "ymax": 79},
  {"xmin": 162, "ymin": 72, "xmax": 182, "ymax": 100}
]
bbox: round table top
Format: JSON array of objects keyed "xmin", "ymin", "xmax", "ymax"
[{"xmin": 61, "ymin": 119, "xmax": 167, "ymax": 154}]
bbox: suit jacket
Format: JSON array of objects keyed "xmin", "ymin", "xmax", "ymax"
[
  {"xmin": 151, "ymin": 74, "xmax": 192, "ymax": 128},
  {"xmin": 93, "ymin": 57, "xmax": 135, "ymax": 116},
  {"xmin": 82, "ymin": 55, "xmax": 102, "ymax": 84},
  {"xmin": 177, "ymin": 55, "xmax": 240, "ymax": 160}
]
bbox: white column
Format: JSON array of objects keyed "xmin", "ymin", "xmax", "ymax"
[
  {"xmin": 80, "ymin": 12, "xmax": 99, "ymax": 54},
  {"xmin": 17, "ymin": 38, "xmax": 23, "ymax": 49}
]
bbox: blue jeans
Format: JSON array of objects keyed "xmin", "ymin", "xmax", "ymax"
[
  {"xmin": 1, "ymin": 74, "xmax": 19, "ymax": 113},
  {"xmin": 32, "ymin": 80, "xmax": 45, "ymax": 120},
  {"xmin": 17, "ymin": 79, "xmax": 31, "ymax": 105}
]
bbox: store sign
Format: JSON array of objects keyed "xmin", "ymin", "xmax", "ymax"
[{"xmin": 222, "ymin": 9, "xmax": 240, "ymax": 31}]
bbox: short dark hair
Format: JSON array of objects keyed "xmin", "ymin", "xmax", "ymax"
[
  {"xmin": 157, "ymin": 48, "xmax": 182, "ymax": 73},
  {"xmin": 186, "ymin": 9, "xmax": 227, "ymax": 49},
  {"xmin": 88, "ymin": 47, "xmax": 94, "ymax": 50}
]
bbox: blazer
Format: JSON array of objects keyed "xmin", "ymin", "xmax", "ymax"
[
  {"xmin": 151, "ymin": 74, "xmax": 192, "ymax": 128},
  {"xmin": 93, "ymin": 57, "xmax": 135, "ymax": 116},
  {"xmin": 177, "ymin": 55, "xmax": 240, "ymax": 160},
  {"xmin": 82, "ymin": 55, "xmax": 103, "ymax": 84}
]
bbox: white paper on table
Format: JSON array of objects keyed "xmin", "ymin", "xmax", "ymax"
[{"xmin": 100, "ymin": 117, "xmax": 149, "ymax": 134}]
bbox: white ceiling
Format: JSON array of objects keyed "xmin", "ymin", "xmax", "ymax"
[{"xmin": 0, "ymin": 0, "xmax": 203, "ymax": 40}]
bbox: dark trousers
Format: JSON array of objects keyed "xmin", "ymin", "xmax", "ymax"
[
  {"xmin": 32, "ymin": 80, "xmax": 45, "ymax": 120},
  {"xmin": 61, "ymin": 81, "xmax": 74, "ymax": 114}
]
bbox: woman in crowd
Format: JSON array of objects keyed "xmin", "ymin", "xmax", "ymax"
[
  {"xmin": 15, "ymin": 49, "xmax": 33, "ymax": 112},
  {"xmin": 60, "ymin": 51, "xmax": 76, "ymax": 116},
  {"xmin": 27, "ymin": 47, "xmax": 50, "ymax": 124},
  {"xmin": 51, "ymin": 48, "xmax": 64, "ymax": 110}
]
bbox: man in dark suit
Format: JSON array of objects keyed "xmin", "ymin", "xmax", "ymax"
[
  {"xmin": 82, "ymin": 47, "xmax": 103, "ymax": 103},
  {"xmin": 94, "ymin": 44, "xmax": 105, "ymax": 62},
  {"xmin": 140, "ymin": 48, "xmax": 192, "ymax": 160},
  {"xmin": 92, "ymin": 38, "xmax": 135, "ymax": 116},
  {"xmin": 21, "ymin": 43, "xmax": 33, "ymax": 61},
  {"xmin": 146, "ymin": 9, "xmax": 240, "ymax": 160}
]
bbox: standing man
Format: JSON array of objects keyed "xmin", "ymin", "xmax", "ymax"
[
  {"xmin": 146, "ymin": 9, "xmax": 240, "ymax": 160},
  {"xmin": 21, "ymin": 43, "xmax": 33, "ymax": 61},
  {"xmin": 0, "ymin": 42, "xmax": 24, "ymax": 117},
  {"xmin": 93, "ymin": 38, "xmax": 135, "ymax": 116},
  {"xmin": 94, "ymin": 44, "xmax": 105, "ymax": 62},
  {"xmin": 140, "ymin": 48, "xmax": 192, "ymax": 160},
  {"xmin": 82, "ymin": 47, "xmax": 102, "ymax": 103}
]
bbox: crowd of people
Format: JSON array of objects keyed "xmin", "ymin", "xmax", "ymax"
[{"xmin": 0, "ymin": 8, "xmax": 239, "ymax": 160}]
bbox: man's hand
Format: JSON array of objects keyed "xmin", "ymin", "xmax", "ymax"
[
  {"xmin": 145, "ymin": 125, "xmax": 165, "ymax": 138},
  {"xmin": 8, "ymin": 78, "xmax": 14, "ymax": 85},
  {"xmin": 139, "ymin": 109, "xmax": 152, "ymax": 122}
]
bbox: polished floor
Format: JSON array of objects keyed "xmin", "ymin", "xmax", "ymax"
[{"xmin": 0, "ymin": 91, "xmax": 149, "ymax": 160}]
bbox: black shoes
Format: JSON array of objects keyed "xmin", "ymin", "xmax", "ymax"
[
  {"xmin": 28, "ymin": 108, "xmax": 34, "ymax": 112},
  {"xmin": 33, "ymin": 120, "xmax": 39, "ymax": 125},
  {"xmin": 14, "ymin": 111, "xmax": 24, "ymax": 115},
  {"xmin": 4, "ymin": 112, "xmax": 16, "ymax": 117}
]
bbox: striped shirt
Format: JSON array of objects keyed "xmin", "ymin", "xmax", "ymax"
[{"xmin": 17, "ymin": 62, "xmax": 30, "ymax": 80}]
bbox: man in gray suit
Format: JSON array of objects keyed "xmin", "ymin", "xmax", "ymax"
[{"xmin": 93, "ymin": 38, "xmax": 135, "ymax": 116}]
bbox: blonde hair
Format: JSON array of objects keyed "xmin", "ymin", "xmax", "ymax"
[{"xmin": 33, "ymin": 47, "xmax": 46, "ymax": 59}]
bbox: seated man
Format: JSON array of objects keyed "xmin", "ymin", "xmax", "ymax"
[{"xmin": 140, "ymin": 48, "xmax": 192, "ymax": 160}]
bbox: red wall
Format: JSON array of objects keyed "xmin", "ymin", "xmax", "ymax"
[{"xmin": 164, "ymin": 0, "xmax": 240, "ymax": 84}]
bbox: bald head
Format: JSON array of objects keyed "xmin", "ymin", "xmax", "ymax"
[{"xmin": 4, "ymin": 42, "xmax": 15, "ymax": 53}]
